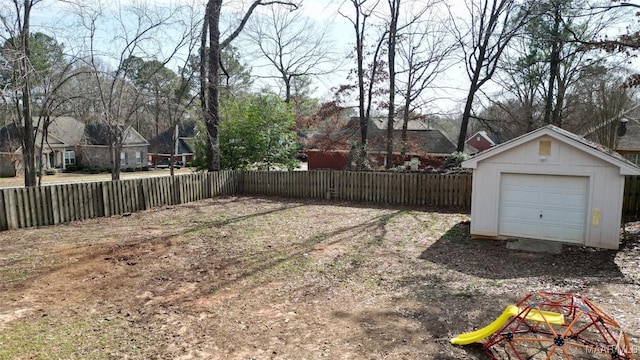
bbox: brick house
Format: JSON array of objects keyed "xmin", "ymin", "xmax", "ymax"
[
  {"xmin": 304, "ymin": 117, "xmax": 456, "ymax": 170},
  {"xmin": 0, "ymin": 117, "xmax": 150, "ymax": 176},
  {"xmin": 80, "ymin": 124, "xmax": 149, "ymax": 169}
]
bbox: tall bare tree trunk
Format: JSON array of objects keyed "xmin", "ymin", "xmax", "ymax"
[
  {"xmin": 21, "ymin": 1, "xmax": 36, "ymax": 187},
  {"xmin": 385, "ymin": 0, "xmax": 399, "ymax": 169},
  {"xmin": 544, "ymin": 5, "xmax": 561, "ymax": 126},
  {"xmin": 204, "ymin": 0, "xmax": 222, "ymax": 171},
  {"xmin": 400, "ymin": 83, "xmax": 411, "ymax": 160},
  {"xmin": 355, "ymin": 11, "xmax": 368, "ymax": 160},
  {"xmin": 457, "ymin": 73, "xmax": 481, "ymax": 152}
]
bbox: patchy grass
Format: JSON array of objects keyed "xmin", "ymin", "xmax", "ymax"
[{"xmin": 0, "ymin": 196, "xmax": 638, "ymax": 359}]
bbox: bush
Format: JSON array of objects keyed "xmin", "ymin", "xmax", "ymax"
[
  {"xmin": 141, "ymin": 166, "xmax": 150, "ymax": 171},
  {"xmin": 124, "ymin": 167, "xmax": 135, "ymax": 172},
  {"xmin": 443, "ymin": 151, "xmax": 469, "ymax": 169},
  {"xmin": 65, "ymin": 164, "xmax": 78, "ymax": 172},
  {"xmin": 88, "ymin": 167, "xmax": 101, "ymax": 174},
  {"xmin": 44, "ymin": 168, "xmax": 57, "ymax": 176}
]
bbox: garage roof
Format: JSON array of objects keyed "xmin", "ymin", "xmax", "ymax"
[{"xmin": 462, "ymin": 125, "xmax": 640, "ymax": 175}]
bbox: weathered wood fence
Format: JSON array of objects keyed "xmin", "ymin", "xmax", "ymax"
[
  {"xmin": 623, "ymin": 175, "xmax": 640, "ymax": 220},
  {"xmin": 3, "ymin": 171, "xmax": 640, "ymax": 231},
  {"xmin": 241, "ymin": 171, "xmax": 472, "ymax": 207},
  {"xmin": 0, "ymin": 171, "xmax": 239, "ymax": 231}
]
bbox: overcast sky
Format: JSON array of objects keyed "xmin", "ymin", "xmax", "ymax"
[{"xmin": 24, "ymin": 0, "xmax": 640, "ymax": 118}]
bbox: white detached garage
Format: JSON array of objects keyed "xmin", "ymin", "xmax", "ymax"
[{"xmin": 461, "ymin": 125, "xmax": 640, "ymax": 249}]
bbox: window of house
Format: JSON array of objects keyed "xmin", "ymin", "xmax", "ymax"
[
  {"xmin": 120, "ymin": 152, "xmax": 127, "ymax": 167},
  {"xmin": 135, "ymin": 151, "xmax": 142, "ymax": 166},
  {"xmin": 64, "ymin": 150, "xmax": 76, "ymax": 165}
]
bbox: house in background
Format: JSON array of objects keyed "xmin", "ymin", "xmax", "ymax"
[
  {"xmin": 148, "ymin": 124, "xmax": 197, "ymax": 166},
  {"xmin": 0, "ymin": 117, "xmax": 150, "ymax": 175},
  {"xmin": 583, "ymin": 104, "xmax": 640, "ymax": 165},
  {"xmin": 41, "ymin": 116, "xmax": 85, "ymax": 170},
  {"xmin": 305, "ymin": 117, "xmax": 456, "ymax": 170},
  {"xmin": 465, "ymin": 130, "xmax": 499, "ymax": 154},
  {"xmin": 0, "ymin": 123, "xmax": 23, "ymax": 177},
  {"xmin": 80, "ymin": 124, "xmax": 149, "ymax": 169},
  {"xmin": 615, "ymin": 118, "xmax": 640, "ymax": 164},
  {"xmin": 0, "ymin": 117, "xmax": 83, "ymax": 175}
]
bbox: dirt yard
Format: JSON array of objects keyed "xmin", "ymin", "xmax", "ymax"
[{"xmin": 0, "ymin": 196, "xmax": 638, "ymax": 359}]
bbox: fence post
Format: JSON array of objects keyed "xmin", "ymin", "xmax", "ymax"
[
  {"xmin": 0, "ymin": 189, "xmax": 7, "ymax": 230},
  {"xmin": 4, "ymin": 189, "xmax": 18, "ymax": 230}
]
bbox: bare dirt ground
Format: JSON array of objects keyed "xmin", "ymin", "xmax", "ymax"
[{"xmin": 0, "ymin": 196, "xmax": 638, "ymax": 359}]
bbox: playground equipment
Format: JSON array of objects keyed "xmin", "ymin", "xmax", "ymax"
[{"xmin": 451, "ymin": 291, "xmax": 635, "ymax": 359}]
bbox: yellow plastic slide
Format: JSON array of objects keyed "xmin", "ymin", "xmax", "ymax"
[{"xmin": 450, "ymin": 305, "xmax": 565, "ymax": 345}]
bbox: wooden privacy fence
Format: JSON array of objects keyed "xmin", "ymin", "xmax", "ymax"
[
  {"xmin": 623, "ymin": 175, "xmax": 640, "ymax": 220},
  {"xmin": 0, "ymin": 171, "xmax": 240, "ymax": 231},
  {"xmin": 5, "ymin": 171, "xmax": 640, "ymax": 232},
  {"xmin": 241, "ymin": 171, "xmax": 472, "ymax": 207}
]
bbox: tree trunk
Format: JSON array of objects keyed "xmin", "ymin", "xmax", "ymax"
[
  {"xmin": 199, "ymin": 17, "xmax": 209, "ymax": 116},
  {"xmin": 544, "ymin": 6, "xmax": 561, "ymax": 126},
  {"xmin": 21, "ymin": 1, "xmax": 36, "ymax": 187},
  {"xmin": 355, "ymin": 12, "xmax": 369, "ymax": 169},
  {"xmin": 110, "ymin": 141, "xmax": 122, "ymax": 181},
  {"xmin": 385, "ymin": 0, "xmax": 399, "ymax": 169},
  {"xmin": 457, "ymin": 71, "xmax": 481, "ymax": 152},
  {"xmin": 205, "ymin": 0, "xmax": 222, "ymax": 171},
  {"xmin": 553, "ymin": 68, "xmax": 566, "ymax": 127},
  {"xmin": 400, "ymin": 87, "xmax": 411, "ymax": 160},
  {"xmin": 284, "ymin": 75, "xmax": 291, "ymax": 103}
]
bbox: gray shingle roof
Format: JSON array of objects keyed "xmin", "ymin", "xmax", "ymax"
[
  {"xmin": 616, "ymin": 118, "xmax": 640, "ymax": 151},
  {"xmin": 148, "ymin": 125, "xmax": 197, "ymax": 155},
  {"xmin": 346, "ymin": 117, "xmax": 456, "ymax": 155}
]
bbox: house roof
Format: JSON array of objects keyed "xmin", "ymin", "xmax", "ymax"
[
  {"xmin": 462, "ymin": 125, "xmax": 640, "ymax": 175},
  {"xmin": 365, "ymin": 118, "xmax": 455, "ymax": 155},
  {"xmin": 148, "ymin": 124, "xmax": 197, "ymax": 155},
  {"xmin": 370, "ymin": 117, "xmax": 438, "ymax": 131},
  {"xmin": 48, "ymin": 116, "xmax": 85, "ymax": 146},
  {"xmin": 308, "ymin": 117, "xmax": 456, "ymax": 155},
  {"xmin": 83, "ymin": 124, "xmax": 149, "ymax": 146},
  {"xmin": 582, "ymin": 103, "xmax": 640, "ymax": 138},
  {"xmin": 616, "ymin": 118, "xmax": 640, "ymax": 151},
  {"xmin": 83, "ymin": 124, "xmax": 111, "ymax": 145},
  {"xmin": 466, "ymin": 130, "xmax": 494, "ymax": 144},
  {"xmin": 0, "ymin": 123, "xmax": 21, "ymax": 152},
  {"xmin": 0, "ymin": 117, "xmax": 82, "ymax": 152}
]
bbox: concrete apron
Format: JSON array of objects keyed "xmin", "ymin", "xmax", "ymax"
[{"xmin": 506, "ymin": 238, "xmax": 564, "ymax": 254}]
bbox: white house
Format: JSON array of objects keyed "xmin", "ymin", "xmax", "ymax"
[{"xmin": 462, "ymin": 125, "xmax": 640, "ymax": 250}]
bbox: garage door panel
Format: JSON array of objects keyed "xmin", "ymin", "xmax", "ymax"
[{"xmin": 499, "ymin": 174, "xmax": 587, "ymax": 244}]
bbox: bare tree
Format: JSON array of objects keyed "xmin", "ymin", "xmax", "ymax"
[
  {"xmin": 452, "ymin": 0, "xmax": 530, "ymax": 152},
  {"xmin": 396, "ymin": 4, "xmax": 457, "ymax": 159},
  {"xmin": 338, "ymin": 0, "xmax": 381, "ymax": 170},
  {"xmin": 69, "ymin": 1, "xmax": 197, "ymax": 180},
  {"xmin": 0, "ymin": 0, "xmax": 41, "ymax": 186},
  {"xmin": 488, "ymin": 0, "xmax": 620, "ymax": 135},
  {"xmin": 201, "ymin": 0, "xmax": 299, "ymax": 172},
  {"xmin": 244, "ymin": 6, "xmax": 340, "ymax": 103}
]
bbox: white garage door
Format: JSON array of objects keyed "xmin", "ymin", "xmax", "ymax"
[{"xmin": 499, "ymin": 173, "xmax": 588, "ymax": 244}]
